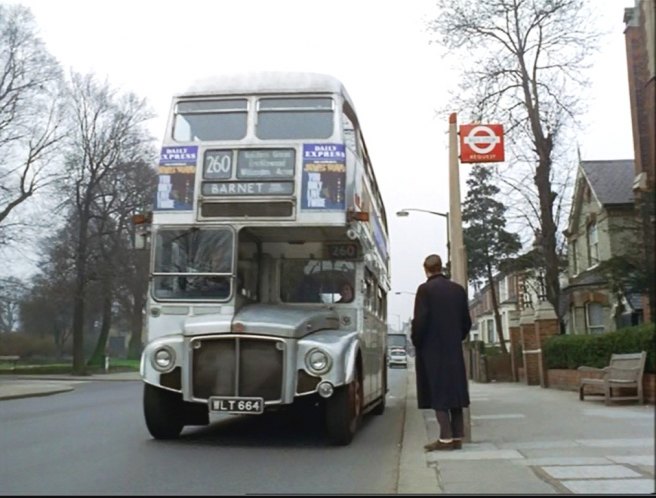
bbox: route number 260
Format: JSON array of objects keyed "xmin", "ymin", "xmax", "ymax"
[{"xmin": 204, "ymin": 151, "xmax": 232, "ymax": 178}]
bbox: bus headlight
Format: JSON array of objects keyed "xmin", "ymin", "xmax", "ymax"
[
  {"xmin": 152, "ymin": 346, "xmax": 176, "ymax": 372},
  {"xmin": 317, "ymin": 381, "xmax": 334, "ymax": 398},
  {"xmin": 305, "ymin": 348, "xmax": 332, "ymax": 375}
]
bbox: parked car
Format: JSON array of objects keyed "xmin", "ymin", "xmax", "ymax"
[{"xmin": 388, "ymin": 347, "xmax": 408, "ymax": 368}]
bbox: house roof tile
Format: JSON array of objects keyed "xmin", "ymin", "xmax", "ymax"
[{"xmin": 581, "ymin": 160, "xmax": 634, "ymax": 205}]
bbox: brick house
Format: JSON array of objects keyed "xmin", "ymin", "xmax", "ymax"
[
  {"xmin": 468, "ymin": 271, "xmax": 525, "ymax": 348},
  {"xmin": 624, "ymin": 0, "xmax": 655, "ymax": 323},
  {"xmin": 562, "ymin": 160, "xmax": 643, "ymax": 334},
  {"xmin": 469, "ymin": 272, "xmax": 537, "ymax": 349}
]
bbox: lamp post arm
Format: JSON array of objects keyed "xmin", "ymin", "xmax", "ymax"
[
  {"xmin": 396, "ymin": 208, "xmax": 450, "ymax": 272},
  {"xmin": 398, "ymin": 208, "xmax": 448, "ymax": 219}
]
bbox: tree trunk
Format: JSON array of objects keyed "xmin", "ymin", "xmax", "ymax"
[
  {"xmin": 71, "ymin": 213, "xmax": 90, "ymax": 376},
  {"xmin": 127, "ymin": 248, "xmax": 149, "ymax": 360},
  {"xmin": 535, "ymin": 155, "xmax": 563, "ymax": 329},
  {"xmin": 54, "ymin": 325, "xmax": 66, "ymax": 358},
  {"xmin": 486, "ymin": 262, "xmax": 508, "ymax": 353},
  {"xmin": 127, "ymin": 290, "xmax": 144, "ymax": 360},
  {"xmin": 518, "ymin": 54, "xmax": 563, "ymax": 331},
  {"xmin": 88, "ymin": 275, "xmax": 113, "ymax": 368}
]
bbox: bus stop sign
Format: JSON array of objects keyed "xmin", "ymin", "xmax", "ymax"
[{"xmin": 459, "ymin": 124, "xmax": 505, "ymax": 163}]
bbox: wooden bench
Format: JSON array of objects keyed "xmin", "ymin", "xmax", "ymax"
[
  {"xmin": 578, "ymin": 351, "xmax": 647, "ymax": 405},
  {"xmin": 0, "ymin": 355, "xmax": 20, "ymax": 371}
]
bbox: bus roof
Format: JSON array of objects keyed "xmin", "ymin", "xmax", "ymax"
[{"xmin": 178, "ymin": 71, "xmax": 356, "ymax": 108}]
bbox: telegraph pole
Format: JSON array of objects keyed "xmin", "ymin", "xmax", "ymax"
[{"xmin": 448, "ymin": 112, "xmax": 471, "ymax": 442}]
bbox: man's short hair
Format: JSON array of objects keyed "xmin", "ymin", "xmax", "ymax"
[{"xmin": 423, "ymin": 254, "xmax": 442, "ymax": 274}]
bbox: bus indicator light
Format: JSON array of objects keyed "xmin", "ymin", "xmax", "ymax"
[{"xmin": 347, "ymin": 210, "xmax": 369, "ymax": 222}]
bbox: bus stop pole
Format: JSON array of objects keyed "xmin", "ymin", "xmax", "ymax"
[{"xmin": 448, "ymin": 112, "xmax": 471, "ymax": 443}]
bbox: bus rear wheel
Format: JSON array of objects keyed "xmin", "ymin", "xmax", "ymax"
[
  {"xmin": 325, "ymin": 371, "xmax": 362, "ymax": 446},
  {"xmin": 143, "ymin": 383, "xmax": 185, "ymax": 440}
]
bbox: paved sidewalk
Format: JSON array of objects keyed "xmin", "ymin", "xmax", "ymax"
[
  {"xmin": 1, "ymin": 364, "xmax": 654, "ymax": 494},
  {"xmin": 0, "ymin": 370, "xmax": 140, "ymax": 400},
  {"xmin": 399, "ymin": 357, "xmax": 655, "ymax": 494}
]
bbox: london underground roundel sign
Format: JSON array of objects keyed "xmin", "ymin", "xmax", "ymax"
[{"xmin": 459, "ymin": 124, "xmax": 505, "ymax": 163}]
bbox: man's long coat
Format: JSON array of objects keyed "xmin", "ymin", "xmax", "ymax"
[{"xmin": 411, "ymin": 274, "xmax": 472, "ymax": 410}]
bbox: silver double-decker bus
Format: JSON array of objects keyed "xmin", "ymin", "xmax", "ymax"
[{"xmin": 138, "ymin": 72, "xmax": 390, "ymax": 445}]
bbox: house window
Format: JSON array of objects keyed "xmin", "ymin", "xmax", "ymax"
[
  {"xmin": 569, "ymin": 305, "xmax": 577, "ymax": 333},
  {"xmin": 520, "ymin": 279, "xmax": 532, "ymax": 309},
  {"xmin": 587, "ymin": 223, "xmax": 599, "ymax": 266},
  {"xmin": 508, "ymin": 275, "xmax": 517, "ymax": 301},
  {"xmin": 486, "ymin": 319, "xmax": 495, "ymax": 343},
  {"xmin": 571, "ymin": 239, "xmax": 578, "ymax": 274},
  {"xmin": 585, "ymin": 302, "xmax": 605, "ymax": 334},
  {"xmin": 499, "ymin": 278, "xmax": 508, "ymax": 302}
]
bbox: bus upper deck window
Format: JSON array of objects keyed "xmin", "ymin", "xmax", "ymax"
[
  {"xmin": 256, "ymin": 97, "xmax": 334, "ymax": 140},
  {"xmin": 173, "ymin": 99, "xmax": 248, "ymax": 142}
]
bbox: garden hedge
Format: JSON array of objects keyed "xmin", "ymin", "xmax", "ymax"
[{"xmin": 543, "ymin": 323, "xmax": 655, "ymax": 373}]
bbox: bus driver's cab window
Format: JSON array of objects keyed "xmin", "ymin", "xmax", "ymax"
[
  {"xmin": 280, "ymin": 259, "xmax": 355, "ymax": 304},
  {"xmin": 152, "ymin": 228, "xmax": 233, "ymax": 300},
  {"xmin": 337, "ymin": 282, "xmax": 354, "ymax": 303}
]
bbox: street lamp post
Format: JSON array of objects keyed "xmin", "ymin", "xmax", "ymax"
[
  {"xmin": 448, "ymin": 113, "xmax": 470, "ymax": 443},
  {"xmin": 396, "ymin": 208, "xmax": 450, "ymax": 274},
  {"xmin": 393, "ymin": 292, "xmax": 416, "ymax": 331}
]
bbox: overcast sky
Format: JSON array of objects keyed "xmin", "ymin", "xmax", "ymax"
[{"xmin": 9, "ymin": 0, "xmax": 636, "ymax": 327}]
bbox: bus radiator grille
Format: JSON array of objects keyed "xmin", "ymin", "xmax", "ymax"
[{"xmin": 192, "ymin": 337, "xmax": 283, "ymax": 401}]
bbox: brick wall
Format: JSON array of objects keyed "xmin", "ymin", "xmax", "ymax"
[
  {"xmin": 485, "ymin": 353, "xmax": 513, "ymax": 382},
  {"xmin": 518, "ymin": 367, "xmax": 525, "ymax": 383},
  {"xmin": 509, "ymin": 326, "xmax": 521, "ymax": 382},
  {"xmin": 625, "ymin": 0, "xmax": 656, "ymax": 322},
  {"xmin": 535, "ymin": 318, "xmax": 560, "ymax": 387},
  {"xmin": 546, "ymin": 369, "xmax": 655, "ymax": 404},
  {"xmin": 520, "ymin": 322, "xmax": 541, "ymax": 385}
]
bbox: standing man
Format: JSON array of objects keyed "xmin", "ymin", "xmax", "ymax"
[{"xmin": 411, "ymin": 254, "xmax": 472, "ymax": 451}]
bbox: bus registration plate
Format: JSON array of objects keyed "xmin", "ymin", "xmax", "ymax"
[{"xmin": 209, "ymin": 396, "xmax": 264, "ymax": 414}]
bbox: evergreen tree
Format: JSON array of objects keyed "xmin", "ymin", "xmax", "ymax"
[{"xmin": 463, "ymin": 166, "xmax": 522, "ymax": 353}]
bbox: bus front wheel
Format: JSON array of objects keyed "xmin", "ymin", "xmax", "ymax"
[
  {"xmin": 143, "ymin": 383, "xmax": 185, "ymax": 440},
  {"xmin": 325, "ymin": 371, "xmax": 363, "ymax": 446}
]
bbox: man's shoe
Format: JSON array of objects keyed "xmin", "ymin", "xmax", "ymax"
[
  {"xmin": 452, "ymin": 439, "xmax": 462, "ymax": 450},
  {"xmin": 423, "ymin": 439, "xmax": 454, "ymax": 452}
]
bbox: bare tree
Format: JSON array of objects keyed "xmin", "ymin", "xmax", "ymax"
[
  {"xmin": 105, "ymin": 159, "xmax": 157, "ymax": 360},
  {"xmin": 86, "ymin": 158, "xmax": 156, "ymax": 365},
  {"xmin": 0, "ymin": 5, "xmax": 67, "ymax": 244},
  {"xmin": 18, "ymin": 222, "xmax": 80, "ymax": 355},
  {"xmin": 0, "ymin": 276, "xmax": 25, "ymax": 333},
  {"xmin": 62, "ymin": 72, "xmax": 154, "ymax": 374},
  {"xmin": 429, "ymin": 0, "xmax": 601, "ymax": 327}
]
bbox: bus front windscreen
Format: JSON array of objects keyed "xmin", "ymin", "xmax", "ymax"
[
  {"xmin": 280, "ymin": 259, "xmax": 355, "ymax": 304},
  {"xmin": 152, "ymin": 228, "xmax": 234, "ymax": 301}
]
